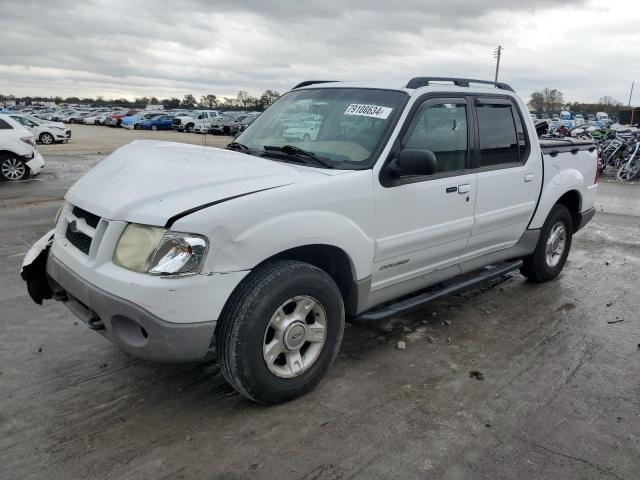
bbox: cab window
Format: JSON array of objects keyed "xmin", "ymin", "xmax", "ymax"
[
  {"xmin": 476, "ymin": 103, "xmax": 521, "ymax": 166},
  {"xmin": 404, "ymin": 102, "xmax": 468, "ymax": 173}
]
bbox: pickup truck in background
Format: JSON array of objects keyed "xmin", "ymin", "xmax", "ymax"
[
  {"xmin": 22, "ymin": 77, "xmax": 597, "ymax": 404},
  {"xmin": 173, "ymin": 110, "xmax": 222, "ymax": 133}
]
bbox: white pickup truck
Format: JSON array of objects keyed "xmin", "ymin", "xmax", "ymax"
[
  {"xmin": 173, "ymin": 110, "xmax": 222, "ymax": 133},
  {"xmin": 22, "ymin": 77, "xmax": 597, "ymax": 404}
]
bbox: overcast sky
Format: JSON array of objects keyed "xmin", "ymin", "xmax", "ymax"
[{"xmin": 1, "ymin": 0, "xmax": 638, "ymax": 103}]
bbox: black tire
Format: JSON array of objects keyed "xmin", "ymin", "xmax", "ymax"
[
  {"xmin": 185, "ymin": 123, "xmax": 194, "ymax": 133},
  {"xmin": 520, "ymin": 204, "xmax": 573, "ymax": 283},
  {"xmin": 134, "ymin": 123, "xmax": 140, "ymax": 130},
  {"xmin": 151, "ymin": 125, "xmax": 158, "ymax": 131},
  {"xmin": 216, "ymin": 260, "xmax": 345, "ymax": 404},
  {"xmin": 303, "ymin": 133, "xmax": 311, "ymax": 142},
  {"xmin": 40, "ymin": 132, "xmax": 54, "ymax": 145},
  {"xmin": 69, "ymin": 118, "xmax": 76, "ymax": 124},
  {"xmin": 0, "ymin": 154, "xmax": 29, "ymax": 181}
]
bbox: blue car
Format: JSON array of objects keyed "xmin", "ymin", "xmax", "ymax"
[{"xmin": 139, "ymin": 115, "xmax": 175, "ymax": 131}]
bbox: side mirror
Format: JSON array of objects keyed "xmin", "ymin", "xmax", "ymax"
[{"xmin": 393, "ymin": 149, "xmax": 436, "ymax": 176}]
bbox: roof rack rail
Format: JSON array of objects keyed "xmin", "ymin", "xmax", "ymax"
[
  {"xmin": 292, "ymin": 80, "xmax": 339, "ymax": 89},
  {"xmin": 406, "ymin": 77, "xmax": 514, "ymax": 92}
]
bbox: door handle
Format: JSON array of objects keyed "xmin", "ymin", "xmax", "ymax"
[
  {"xmin": 524, "ymin": 173, "xmax": 535, "ymax": 183},
  {"xmin": 458, "ymin": 184, "xmax": 471, "ymax": 194},
  {"xmin": 446, "ymin": 186, "xmax": 457, "ymax": 193}
]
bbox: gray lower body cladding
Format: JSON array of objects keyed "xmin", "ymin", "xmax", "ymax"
[{"xmin": 46, "ymin": 255, "xmax": 216, "ymax": 363}]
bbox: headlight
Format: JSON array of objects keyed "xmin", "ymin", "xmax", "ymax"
[{"xmin": 113, "ymin": 224, "xmax": 208, "ymax": 276}]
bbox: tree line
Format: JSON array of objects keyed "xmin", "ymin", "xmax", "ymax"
[
  {"xmin": 529, "ymin": 87, "xmax": 624, "ymax": 114},
  {"xmin": 0, "ymin": 90, "xmax": 281, "ymax": 111}
]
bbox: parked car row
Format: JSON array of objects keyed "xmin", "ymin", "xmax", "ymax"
[{"xmin": 5, "ymin": 104, "xmax": 261, "ymax": 136}]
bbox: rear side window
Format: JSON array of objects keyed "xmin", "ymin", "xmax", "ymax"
[
  {"xmin": 477, "ymin": 104, "xmax": 519, "ymax": 167},
  {"xmin": 0, "ymin": 119, "xmax": 14, "ymax": 129}
]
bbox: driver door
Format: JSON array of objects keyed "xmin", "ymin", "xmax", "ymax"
[{"xmin": 372, "ymin": 97, "xmax": 477, "ymax": 292}]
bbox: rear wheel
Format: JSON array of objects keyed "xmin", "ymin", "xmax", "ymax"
[
  {"xmin": 216, "ymin": 260, "xmax": 345, "ymax": 404},
  {"xmin": 520, "ymin": 204, "xmax": 573, "ymax": 283},
  {"xmin": 151, "ymin": 125, "xmax": 158, "ymax": 131},
  {"xmin": 303, "ymin": 133, "xmax": 311, "ymax": 142},
  {"xmin": 0, "ymin": 154, "xmax": 29, "ymax": 181}
]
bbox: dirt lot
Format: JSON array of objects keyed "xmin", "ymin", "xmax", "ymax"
[
  {"xmin": 1, "ymin": 129, "xmax": 639, "ymax": 479},
  {"xmin": 39, "ymin": 124, "xmax": 231, "ymax": 156}
]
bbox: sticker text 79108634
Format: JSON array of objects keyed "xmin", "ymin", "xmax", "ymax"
[{"xmin": 344, "ymin": 104, "xmax": 393, "ymax": 120}]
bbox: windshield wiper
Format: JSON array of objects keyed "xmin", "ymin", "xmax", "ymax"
[
  {"xmin": 226, "ymin": 141, "xmax": 250, "ymax": 153},
  {"xmin": 262, "ymin": 145, "xmax": 333, "ymax": 169}
]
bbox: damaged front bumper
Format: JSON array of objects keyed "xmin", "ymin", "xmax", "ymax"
[{"xmin": 20, "ymin": 231, "xmax": 245, "ymax": 362}]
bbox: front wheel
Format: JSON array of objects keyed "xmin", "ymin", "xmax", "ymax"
[
  {"xmin": 520, "ymin": 204, "xmax": 573, "ymax": 283},
  {"xmin": 185, "ymin": 123, "xmax": 194, "ymax": 133},
  {"xmin": 40, "ymin": 132, "xmax": 54, "ymax": 145},
  {"xmin": 151, "ymin": 125, "xmax": 158, "ymax": 131},
  {"xmin": 216, "ymin": 260, "xmax": 345, "ymax": 404}
]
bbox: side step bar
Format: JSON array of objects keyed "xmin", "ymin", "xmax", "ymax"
[{"xmin": 355, "ymin": 260, "xmax": 523, "ymax": 322}]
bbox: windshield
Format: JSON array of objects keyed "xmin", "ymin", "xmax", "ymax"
[{"xmin": 236, "ymin": 88, "xmax": 407, "ymax": 169}]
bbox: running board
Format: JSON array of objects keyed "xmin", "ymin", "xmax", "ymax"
[{"xmin": 355, "ymin": 260, "xmax": 523, "ymax": 322}]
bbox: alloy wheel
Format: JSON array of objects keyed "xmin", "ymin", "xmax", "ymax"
[
  {"xmin": 545, "ymin": 221, "xmax": 566, "ymax": 268},
  {"xmin": 263, "ymin": 295, "xmax": 327, "ymax": 378},
  {"xmin": 1, "ymin": 158, "xmax": 27, "ymax": 181}
]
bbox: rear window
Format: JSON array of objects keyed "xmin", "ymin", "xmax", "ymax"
[
  {"xmin": 477, "ymin": 103, "xmax": 522, "ymax": 167},
  {"xmin": 0, "ymin": 119, "xmax": 14, "ymax": 129}
]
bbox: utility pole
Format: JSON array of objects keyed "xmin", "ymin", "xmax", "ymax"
[
  {"xmin": 493, "ymin": 45, "xmax": 503, "ymax": 83},
  {"xmin": 629, "ymin": 82, "xmax": 635, "ymax": 125}
]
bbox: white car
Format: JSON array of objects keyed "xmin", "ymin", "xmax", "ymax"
[
  {"xmin": 83, "ymin": 114, "xmax": 104, "ymax": 125},
  {"xmin": 22, "ymin": 77, "xmax": 597, "ymax": 404},
  {"xmin": 0, "ymin": 114, "xmax": 45, "ymax": 181},
  {"xmin": 283, "ymin": 120, "xmax": 320, "ymax": 142},
  {"xmin": 8, "ymin": 113, "xmax": 71, "ymax": 144}
]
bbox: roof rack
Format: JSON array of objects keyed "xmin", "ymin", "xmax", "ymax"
[
  {"xmin": 292, "ymin": 80, "xmax": 339, "ymax": 89},
  {"xmin": 406, "ymin": 77, "xmax": 514, "ymax": 92}
]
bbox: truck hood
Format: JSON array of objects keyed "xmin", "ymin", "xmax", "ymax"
[{"xmin": 65, "ymin": 140, "xmax": 337, "ymax": 227}]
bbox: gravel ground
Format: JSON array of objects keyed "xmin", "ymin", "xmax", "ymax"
[{"xmin": 1, "ymin": 132, "xmax": 639, "ymax": 480}]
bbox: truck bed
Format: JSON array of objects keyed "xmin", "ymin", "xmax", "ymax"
[{"xmin": 539, "ymin": 138, "xmax": 596, "ymax": 155}]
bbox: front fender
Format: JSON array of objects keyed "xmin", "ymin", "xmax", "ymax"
[{"xmin": 211, "ymin": 211, "xmax": 375, "ymax": 280}]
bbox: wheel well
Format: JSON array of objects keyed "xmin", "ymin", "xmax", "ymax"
[
  {"xmin": 556, "ymin": 190, "xmax": 581, "ymax": 231},
  {"xmin": 0, "ymin": 150, "xmax": 23, "ymax": 161},
  {"xmin": 263, "ymin": 245, "xmax": 356, "ymax": 310}
]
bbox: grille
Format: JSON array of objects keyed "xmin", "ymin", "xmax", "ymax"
[
  {"xmin": 65, "ymin": 224, "xmax": 92, "ymax": 254},
  {"xmin": 72, "ymin": 206, "xmax": 100, "ymax": 228},
  {"xmin": 172, "ymin": 118, "xmax": 181, "ymax": 126}
]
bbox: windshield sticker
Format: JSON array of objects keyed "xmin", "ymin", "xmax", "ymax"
[{"xmin": 344, "ymin": 104, "xmax": 393, "ymax": 119}]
